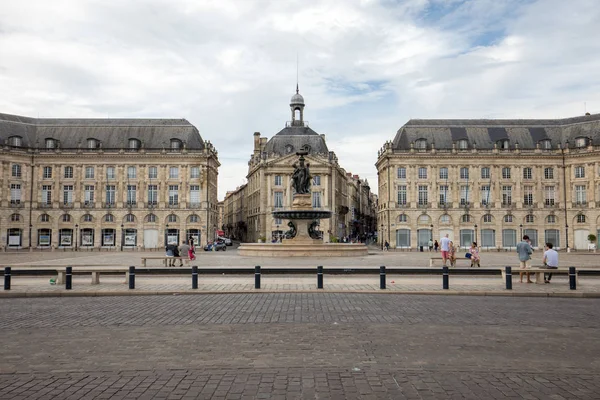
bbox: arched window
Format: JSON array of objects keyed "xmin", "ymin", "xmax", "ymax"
[
  {"xmin": 8, "ymin": 136, "xmax": 23, "ymax": 147},
  {"xmin": 104, "ymin": 214, "xmax": 114, "ymax": 222},
  {"xmin": 125, "ymin": 214, "xmax": 135, "ymax": 222},
  {"xmin": 546, "ymin": 215, "xmax": 556, "ymax": 224},
  {"xmin": 170, "ymin": 139, "xmax": 182, "ymax": 150},
  {"xmin": 40, "ymin": 214, "xmax": 50, "ymax": 222},
  {"xmin": 575, "ymin": 137, "xmax": 588, "ymax": 148},
  {"xmin": 128, "ymin": 139, "xmax": 141, "ymax": 151},
  {"xmin": 539, "ymin": 139, "xmax": 552, "ymax": 149},
  {"xmin": 457, "ymin": 139, "xmax": 468, "ymax": 149},
  {"xmin": 188, "ymin": 215, "xmax": 199, "ymax": 223},
  {"xmin": 398, "ymin": 214, "xmax": 408, "ymax": 223},
  {"xmin": 525, "ymin": 214, "xmax": 534, "ymax": 223},
  {"xmin": 10, "ymin": 214, "xmax": 21, "ymax": 222},
  {"xmin": 83, "ymin": 214, "xmax": 93, "ymax": 222},
  {"xmin": 462, "ymin": 214, "xmax": 471, "ymax": 223},
  {"xmin": 302, "ymin": 144, "xmax": 311, "ymax": 153},
  {"xmin": 483, "ymin": 214, "xmax": 493, "ymax": 223},
  {"xmin": 45, "ymin": 138, "xmax": 57, "ymax": 149},
  {"xmin": 87, "ymin": 138, "xmax": 99, "ymax": 149},
  {"xmin": 167, "ymin": 214, "xmax": 177, "ymax": 223},
  {"xmin": 504, "ymin": 215, "xmax": 513, "ymax": 223},
  {"xmin": 577, "ymin": 214, "xmax": 586, "ymax": 223},
  {"xmin": 439, "ymin": 214, "xmax": 450, "ymax": 224},
  {"xmin": 418, "ymin": 215, "xmax": 430, "ymax": 224},
  {"xmin": 62, "ymin": 214, "xmax": 71, "ymax": 222},
  {"xmin": 285, "ymin": 145, "xmax": 294, "ymax": 154},
  {"xmin": 146, "ymin": 214, "xmax": 157, "ymax": 223},
  {"xmin": 415, "ymin": 139, "xmax": 427, "ymax": 150}
]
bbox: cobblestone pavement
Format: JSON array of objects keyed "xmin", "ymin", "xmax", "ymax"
[{"xmin": 0, "ymin": 294, "xmax": 599, "ymax": 399}]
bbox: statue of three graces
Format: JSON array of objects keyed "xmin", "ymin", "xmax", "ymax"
[{"xmin": 291, "ymin": 149, "xmax": 311, "ymax": 195}]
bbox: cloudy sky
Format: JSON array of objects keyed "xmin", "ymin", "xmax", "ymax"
[{"xmin": 1, "ymin": 0, "xmax": 599, "ymax": 199}]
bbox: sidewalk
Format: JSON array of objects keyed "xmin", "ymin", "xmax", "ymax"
[{"xmin": 2, "ymin": 275, "xmax": 599, "ymax": 298}]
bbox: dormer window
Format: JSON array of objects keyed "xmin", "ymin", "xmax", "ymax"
[
  {"xmin": 128, "ymin": 139, "xmax": 141, "ymax": 151},
  {"xmin": 540, "ymin": 139, "xmax": 552, "ymax": 149},
  {"xmin": 45, "ymin": 138, "xmax": 57, "ymax": 149},
  {"xmin": 285, "ymin": 145, "xmax": 294, "ymax": 154},
  {"xmin": 457, "ymin": 139, "xmax": 469, "ymax": 149},
  {"xmin": 415, "ymin": 139, "xmax": 427, "ymax": 150},
  {"xmin": 497, "ymin": 139, "xmax": 510, "ymax": 149},
  {"xmin": 8, "ymin": 136, "xmax": 22, "ymax": 147},
  {"xmin": 87, "ymin": 138, "xmax": 99, "ymax": 149},
  {"xmin": 170, "ymin": 139, "xmax": 182, "ymax": 150},
  {"xmin": 575, "ymin": 137, "xmax": 588, "ymax": 148}
]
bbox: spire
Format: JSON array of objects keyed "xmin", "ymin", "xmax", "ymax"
[{"xmin": 296, "ymin": 83, "xmax": 299, "ymax": 94}]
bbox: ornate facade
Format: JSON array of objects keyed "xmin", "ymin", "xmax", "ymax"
[
  {"xmin": 376, "ymin": 113, "xmax": 600, "ymax": 251},
  {"xmin": 0, "ymin": 113, "xmax": 220, "ymax": 250}
]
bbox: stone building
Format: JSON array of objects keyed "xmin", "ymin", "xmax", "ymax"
[
  {"xmin": 0, "ymin": 113, "xmax": 220, "ymax": 250},
  {"xmin": 376, "ymin": 113, "xmax": 600, "ymax": 251},
  {"xmin": 223, "ymin": 88, "xmax": 376, "ymax": 243}
]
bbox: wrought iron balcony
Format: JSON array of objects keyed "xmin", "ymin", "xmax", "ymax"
[
  {"xmin": 167, "ymin": 203, "xmax": 179, "ymax": 209},
  {"xmin": 83, "ymin": 201, "xmax": 95, "ymax": 208},
  {"xmin": 10, "ymin": 201, "xmax": 24, "ymax": 208},
  {"xmin": 39, "ymin": 203, "xmax": 53, "ymax": 209},
  {"xmin": 188, "ymin": 202, "xmax": 202, "ymax": 209},
  {"xmin": 102, "ymin": 202, "xmax": 115, "ymax": 209},
  {"xmin": 417, "ymin": 202, "xmax": 430, "ymax": 208},
  {"xmin": 60, "ymin": 202, "xmax": 74, "ymax": 209}
]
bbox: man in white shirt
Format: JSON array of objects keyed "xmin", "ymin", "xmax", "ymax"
[
  {"xmin": 440, "ymin": 234, "xmax": 451, "ymax": 267},
  {"xmin": 543, "ymin": 242, "xmax": 559, "ymax": 283}
]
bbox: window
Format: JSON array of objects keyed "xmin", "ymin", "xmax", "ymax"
[
  {"xmin": 10, "ymin": 184, "xmax": 21, "ymax": 204},
  {"xmin": 577, "ymin": 214, "xmax": 586, "ymax": 223},
  {"xmin": 418, "ymin": 185, "xmax": 428, "ymax": 205},
  {"xmin": 312, "ymin": 192, "xmax": 322, "ymax": 208},
  {"xmin": 148, "ymin": 166, "xmax": 158, "ymax": 179},
  {"xmin": 540, "ymin": 139, "xmax": 552, "ymax": 149},
  {"xmin": 460, "ymin": 168, "xmax": 469, "ymax": 180},
  {"xmin": 148, "ymin": 185, "xmax": 158, "ymax": 205},
  {"xmin": 546, "ymin": 215, "xmax": 556, "ymax": 223},
  {"xmin": 62, "ymin": 214, "xmax": 71, "ymax": 222},
  {"xmin": 84, "ymin": 185, "xmax": 94, "ymax": 204},
  {"xmin": 398, "ymin": 214, "xmax": 408, "ymax": 223},
  {"xmin": 397, "ymin": 168, "xmax": 406, "ymax": 179},
  {"xmin": 10, "ymin": 213, "xmax": 21, "ymax": 222},
  {"xmin": 523, "ymin": 168, "xmax": 532, "ymax": 180},
  {"xmin": 274, "ymin": 175, "xmax": 282, "ymax": 186},
  {"xmin": 504, "ymin": 215, "xmax": 513, "ymax": 223},
  {"xmin": 502, "ymin": 186, "xmax": 512, "ymax": 205},
  {"xmin": 502, "ymin": 167, "xmax": 511, "ymax": 179},
  {"xmin": 127, "ymin": 185, "xmax": 137, "ymax": 205},
  {"xmin": 83, "ymin": 214, "xmax": 93, "ymax": 222},
  {"xmin": 168, "ymin": 214, "xmax": 177, "ymax": 223},
  {"xmin": 544, "ymin": 186, "xmax": 555, "ymax": 205},
  {"xmin": 274, "ymin": 192, "xmax": 283, "ymax": 208},
  {"xmin": 545, "ymin": 229, "xmax": 560, "ymax": 248},
  {"xmin": 397, "ymin": 185, "xmax": 407, "ymax": 205},
  {"xmin": 42, "ymin": 185, "xmax": 52, "ymax": 205},
  {"xmin": 460, "ymin": 185, "xmax": 470, "ymax": 205},
  {"xmin": 497, "ymin": 139, "xmax": 510, "ymax": 149},
  {"xmin": 128, "ymin": 139, "xmax": 140, "ymax": 150},
  {"xmin": 525, "ymin": 214, "xmax": 534, "ymax": 223},
  {"xmin": 574, "ymin": 166, "xmax": 585, "ymax": 178},
  {"xmin": 85, "ymin": 166, "xmax": 95, "ymax": 179},
  {"xmin": 190, "ymin": 185, "xmax": 200, "ymax": 205},
  {"xmin": 481, "ymin": 167, "xmax": 490, "ymax": 179},
  {"xmin": 396, "ymin": 229, "xmax": 411, "ymax": 248},
  {"xmin": 12, "ymin": 164, "xmax": 22, "ymax": 178},
  {"xmin": 483, "ymin": 214, "xmax": 493, "ymax": 223},
  {"xmin": 460, "ymin": 229, "xmax": 474, "ymax": 248},
  {"xmin": 439, "ymin": 185, "xmax": 449, "ymax": 204},
  {"xmin": 439, "ymin": 167, "xmax": 448, "ymax": 180},
  {"xmin": 544, "ymin": 168, "xmax": 554, "ymax": 179},
  {"xmin": 418, "ymin": 215, "xmax": 431, "ymax": 224},
  {"xmin": 458, "ymin": 139, "xmax": 468, "ymax": 149},
  {"xmin": 106, "ymin": 167, "xmax": 115, "ymax": 180},
  {"xmin": 274, "ymin": 218, "xmax": 282, "ymax": 225},
  {"xmin": 168, "ymin": 185, "xmax": 179, "ymax": 205},
  {"xmin": 104, "ymin": 214, "xmax": 114, "ymax": 222},
  {"xmin": 480, "ymin": 185, "xmax": 491, "ymax": 205},
  {"xmin": 87, "ymin": 139, "xmax": 98, "ymax": 149},
  {"xmin": 44, "ymin": 138, "xmax": 56, "ymax": 149},
  {"xmin": 169, "ymin": 167, "xmax": 179, "ymax": 179},
  {"xmin": 63, "ymin": 185, "xmax": 73, "ymax": 205},
  {"xmin": 418, "ymin": 167, "xmax": 427, "ymax": 179},
  {"xmin": 188, "ymin": 215, "xmax": 199, "ymax": 223},
  {"xmin": 43, "ymin": 167, "xmax": 52, "ymax": 179},
  {"xmin": 575, "ymin": 137, "xmax": 587, "ymax": 148},
  {"xmin": 313, "ymin": 175, "xmax": 321, "ymax": 186},
  {"xmin": 285, "ymin": 145, "xmax": 294, "ymax": 154},
  {"xmin": 191, "ymin": 167, "xmax": 200, "ymax": 179},
  {"xmin": 146, "ymin": 214, "xmax": 157, "ymax": 223},
  {"xmin": 440, "ymin": 214, "xmax": 450, "ymax": 224},
  {"xmin": 125, "ymin": 214, "xmax": 135, "ymax": 222},
  {"xmin": 415, "ymin": 139, "xmax": 427, "ymax": 150},
  {"xmin": 523, "ymin": 185, "xmax": 533, "ymax": 206},
  {"xmin": 481, "ymin": 229, "xmax": 496, "ymax": 248},
  {"xmin": 575, "ymin": 185, "xmax": 586, "ymax": 204},
  {"xmin": 63, "ymin": 166, "xmax": 73, "ymax": 179},
  {"xmin": 502, "ymin": 229, "xmax": 517, "ymax": 247},
  {"xmin": 8, "ymin": 136, "xmax": 22, "ymax": 147},
  {"xmin": 127, "ymin": 166, "xmax": 137, "ymax": 179},
  {"xmin": 170, "ymin": 139, "xmax": 182, "ymax": 150},
  {"xmin": 462, "ymin": 214, "xmax": 471, "ymax": 223},
  {"xmin": 523, "ymin": 229, "xmax": 538, "ymax": 247},
  {"xmin": 41, "ymin": 214, "xmax": 50, "ymax": 222},
  {"xmin": 105, "ymin": 185, "xmax": 116, "ymax": 205}
]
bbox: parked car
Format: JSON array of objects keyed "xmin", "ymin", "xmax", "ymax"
[
  {"xmin": 218, "ymin": 236, "xmax": 233, "ymax": 246},
  {"xmin": 204, "ymin": 241, "xmax": 227, "ymax": 251}
]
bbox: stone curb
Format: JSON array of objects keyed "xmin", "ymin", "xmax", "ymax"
[{"xmin": 1, "ymin": 289, "xmax": 599, "ymax": 299}]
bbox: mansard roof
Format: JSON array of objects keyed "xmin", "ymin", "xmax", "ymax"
[
  {"xmin": 392, "ymin": 113, "xmax": 600, "ymax": 150},
  {"xmin": 0, "ymin": 112, "xmax": 205, "ymax": 150},
  {"xmin": 263, "ymin": 125, "xmax": 329, "ymax": 156}
]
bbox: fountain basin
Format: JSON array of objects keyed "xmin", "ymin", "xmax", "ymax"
[{"xmin": 272, "ymin": 210, "xmax": 332, "ymax": 220}]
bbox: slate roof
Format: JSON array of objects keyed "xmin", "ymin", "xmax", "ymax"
[
  {"xmin": 392, "ymin": 113, "xmax": 600, "ymax": 150},
  {"xmin": 0, "ymin": 112, "xmax": 205, "ymax": 150},
  {"xmin": 263, "ymin": 125, "xmax": 329, "ymax": 156}
]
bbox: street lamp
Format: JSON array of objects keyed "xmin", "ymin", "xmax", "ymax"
[
  {"xmin": 474, "ymin": 224, "xmax": 478, "ymax": 245},
  {"xmin": 75, "ymin": 224, "xmax": 78, "ymax": 251},
  {"xmin": 380, "ymin": 223, "xmax": 384, "ymax": 250},
  {"xmin": 519, "ymin": 224, "xmax": 523, "ymax": 239},
  {"xmin": 165, "ymin": 224, "xmax": 169, "ymax": 246},
  {"xmin": 120, "ymin": 223, "xmax": 124, "ymax": 251},
  {"xmin": 276, "ymin": 224, "xmax": 280, "ymax": 242}
]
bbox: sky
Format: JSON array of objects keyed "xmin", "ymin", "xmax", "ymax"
[{"xmin": 1, "ymin": 0, "xmax": 600, "ymax": 200}]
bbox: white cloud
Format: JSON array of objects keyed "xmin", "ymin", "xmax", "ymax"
[{"xmin": 1, "ymin": 0, "xmax": 599, "ymax": 199}]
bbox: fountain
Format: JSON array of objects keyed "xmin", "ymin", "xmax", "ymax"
[{"xmin": 238, "ymin": 150, "xmax": 368, "ymax": 257}]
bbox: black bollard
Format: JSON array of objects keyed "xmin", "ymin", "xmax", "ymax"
[
  {"xmin": 4, "ymin": 267, "xmax": 11, "ymax": 290},
  {"xmin": 505, "ymin": 266, "xmax": 512, "ymax": 290},
  {"xmin": 66, "ymin": 266, "xmax": 72, "ymax": 290},
  {"xmin": 569, "ymin": 267, "xmax": 576, "ymax": 290},
  {"xmin": 317, "ymin": 265, "xmax": 323, "ymax": 289},
  {"xmin": 442, "ymin": 266, "xmax": 449, "ymax": 290},
  {"xmin": 192, "ymin": 266, "xmax": 198, "ymax": 289},
  {"xmin": 129, "ymin": 266, "xmax": 135, "ymax": 289},
  {"xmin": 255, "ymin": 266, "xmax": 261, "ymax": 289},
  {"xmin": 380, "ymin": 266, "xmax": 386, "ymax": 289}
]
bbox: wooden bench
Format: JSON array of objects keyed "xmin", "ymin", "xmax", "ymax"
[
  {"xmin": 429, "ymin": 257, "xmax": 473, "ymax": 267},
  {"xmin": 500, "ymin": 268, "xmax": 578, "ymax": 285},
  {"xmin": 140, "ymin": 257, "xmax": 187, "ymax": 267},
  {"xmin": 55, "ymin": 267, "xmax": 131, "ymax": 285}
]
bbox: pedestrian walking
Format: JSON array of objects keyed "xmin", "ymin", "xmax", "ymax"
[
  {"xmin": 165, "ymin": 242, "xmax": 175, "ymax": 267},
  {"xmin": 172, "ymin": 242, "xmax": 182, "ymax": 267},
  {"xmin": 428, "ymin": 239, "xmax": 433, "ymax": 252},
  {"xmin": 384, "ymin": 240, "xmax": 390, "ymax": 251},
  {"xmin": 516, "ymin": 235, "xmax": 534, "ymax": 283},
  {"xmin": 440, "ymin": 234, "xmax": 451, "ymax": 266},
  {"xmin": 469, "ymin": 242, "xmax": 480, "ymax": 267},
  {"xmin": 434, "ymin": 240, "xmax": 439, "ymax": 252},
  {"xmin": 179, "ymin": 241, "xmax": 190, "ymax": 266},
  {"xmin": 543, "ymin": 242, "xmax": 559, "ymax": 283}
]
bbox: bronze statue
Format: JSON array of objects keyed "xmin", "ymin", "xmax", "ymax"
[
  {"xmin": 308, "ymin": 219, "xmax": 320, "ymax": 240},
  {"xmin": 291, "ymin": 150, "xmax": 311, "ymax": 194},
  {"xmin": 284, "ymin": 221, "xmax": 297, "ymax": 239}
]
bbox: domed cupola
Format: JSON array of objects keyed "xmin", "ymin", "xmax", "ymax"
[{"xmin": 290, "ymin": 84, "xmax": 305, "ymax": 126}]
